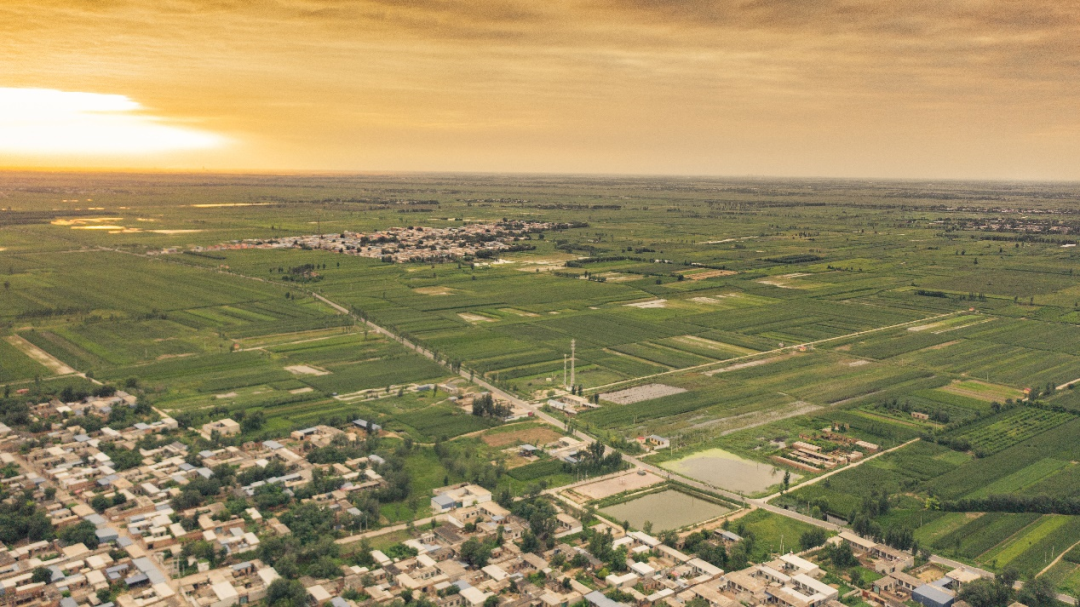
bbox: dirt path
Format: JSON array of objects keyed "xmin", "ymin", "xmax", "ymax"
[
  {"xmin": 589, "ymin": 310, "xmax": 963, "ymax": 393},
  {"xmin": 5, "ymin": 334, "xmax": 76, "ymax": 375},
  {"xmin": 1038, "ymin": 537, "xmax": 1080, "ymax": 578},
  {"xmin": 336, "ymin": 514, "xmax": 445, "ymax": 545}
]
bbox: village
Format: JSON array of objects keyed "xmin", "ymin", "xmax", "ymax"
[
  {"xmin": 152, "ymin": 221, "xmax": 584, "ymax": 264},
  {"xmin": 0, "ymin": 388, "xmax": 1004, "ymax": 607}
]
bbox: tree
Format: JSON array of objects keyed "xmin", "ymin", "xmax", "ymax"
[
  {"xmin": 460, "ymin": 538, "xmax": 492, "ymax": 568},
  {"xmin": 90, "ymin": 494, "xmax": 111, "ymax": 512},
  {"xmin": 59, "ymin": 519, "xmax": 100, "ymax": 549},
  {"xmin": 829, "ymin": 542, "xmax": 858, "ymax": 568},
  {"xmin": 957, "ymin": 579, "xmax": 1010, "ymax": 607},
  {"xmin": 799, "ymin": 528, "xmax": 828, "ymax": 551},
  {"xmin": 308, "ymin": 556, "xmax": 341, "ymax": 580},
  {"xmin": 483, "ymin": 596, "xmax": 500, "ymax": 607},
  {"xmin": 266, "ymin": 578, "xmax": 307, "ymax": 607},
  {"xmin": 242, "ymin": 410, "xmax": 266, "ymax": 433},
  {"xmin": 520, "ymin": 531, "xmax": 540, "ymax": 554},
  {"xmin": 849, "ymin": 569, "xmax": 862, "ymax": 588},
  {"xmin": 31, "ymin": 567, "xmax": 52, "ymax": 584},
  {"xmin": 999, "ymin": 568, "xmax": 1019, "ymax": 592},
  {"xmin": 1017, "ymin": 577, "xmax": 1056, "ymax": 607}
]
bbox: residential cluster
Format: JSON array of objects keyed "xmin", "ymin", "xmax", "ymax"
[
  {"xmin": 157, "ymin": 222, "xmax": 580, "ymax": 263},
  {"xmin": 0, "ymin": 387, "xmax": 1004, "ymax": 607}
]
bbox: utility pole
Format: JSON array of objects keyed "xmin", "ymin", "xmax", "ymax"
[
  {"xmin": 570, "ymin": 339, "xmax": 576, "ymax": 390},
  {"xmin": 563, "ymin": 355, "xmax": 568, "ymax": 390}
]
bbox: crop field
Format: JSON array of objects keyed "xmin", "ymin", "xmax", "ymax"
[
  {"xmin": 948, "ymin": 407, "xmax": 1074, "ymax": 455},
  {"xmin": 7, "ymin": 173, "xmax": 1080, "ymax": 553},
  {"xmin": 784, "ymin": 441, "xmax": 961, "ymax": 517},
  {"xmin": 929, "ymin": 512, "xmax": 1042, "ymax": 560},
  {"xmin": 732, "ymin": 509, "xmax": 824, "ymax": 562},
  {"xmin": 978, "ymin": 515, "xmax": 1080, "ymax": 576},
  {"xmin": 392, "ymin": 406, "xmax": 497, "ymax": 442},
  {"xmin": 775, "ymin": 415, "xmax": 1080, "ymax": 575},
  {"xmin": 578, "ymin": 350, "xmax": 935, "ymax": 440},
  {"xmin": 0, "ymin": 337, "xmax": 50, "ymax": 382},
  {"xmin": 926, "ymin": 417, "xmax": 1080, "ymax": 500}
]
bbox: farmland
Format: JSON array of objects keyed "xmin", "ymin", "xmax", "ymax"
[{"xmin": 5, "ymin": 173, "xmax": 1080, "ymax": 586}]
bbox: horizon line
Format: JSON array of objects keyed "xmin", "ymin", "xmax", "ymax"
[{"xmin": 0, "ymin": 166, "xmax": 1077, "ymax": 186}]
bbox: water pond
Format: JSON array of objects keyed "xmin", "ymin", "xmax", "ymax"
[
  {"xmin": 600, "ymin": 489, "xmax": 731, "ymax": 531},
  {"xmin": 661, "ymin": 448, "xmax": 797, "ymax": 494}
]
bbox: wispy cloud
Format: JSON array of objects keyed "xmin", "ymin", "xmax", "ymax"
[{"xmin": 0, "ymin": 1, "xmax": 1077, "ymax": 176}]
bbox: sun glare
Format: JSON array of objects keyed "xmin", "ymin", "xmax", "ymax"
[{"xmin": 0, "ymin": 88, "xmax": 225, "ymax": 156}]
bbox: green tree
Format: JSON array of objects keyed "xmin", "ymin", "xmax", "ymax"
[
  {"xmin": 266, "ymin": 579, "xmax": 307, "ymax": 607},
  {"xmin": 957, "ymin": 579, "xmax": 1010, "ymax": 607},
  {"xmin": 799, "ymin": 528, "xmax": 828, "ymax": 551},
  {"xmin": 829, "ymin": 542, "xmax": 858, "ymax": 569},
  {"xmin": 460, "ymin": 538, "xmax": 492, "ymax": 568},
  {"xmin": 58, "ymin": 520, "xmax": 100, "ymax": 549},
  {"xmin": 1017, "ymin": 577, "xmax": 1056, "ymax": 607},
  {"xmin": 242, "ymin": 410, "xmax": 266, "ymax": 433},
  {"xmin": 31, "ymin": 567, "xmax": 52, "ymax": 584}
]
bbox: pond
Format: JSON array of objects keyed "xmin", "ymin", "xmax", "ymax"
[
  {"xmin": 661, "ymin": 448, "xmax": 797, "ymax": 494},
  {"xmin": 600, "ymin": 489, "xmax": 731, "ymax": 531}
]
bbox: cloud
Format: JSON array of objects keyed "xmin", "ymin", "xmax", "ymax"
[{"xmin": 0, "ymin": 0, "xmax": 1078, "ymax": 177}]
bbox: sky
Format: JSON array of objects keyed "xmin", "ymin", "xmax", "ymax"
[{"xmin": 1, "ymin": 0, "xmax": 1079, "ymax": 179}]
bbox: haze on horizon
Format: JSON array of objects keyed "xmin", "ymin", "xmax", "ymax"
[{"xmin": 2, "ymin": 0, "xmax": 1079, "ymax": 180}]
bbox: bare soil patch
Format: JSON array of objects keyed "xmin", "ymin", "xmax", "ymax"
[
  {"xmin": 684, "ymin": 269, "xmax": 737, "ymax": 280},
  {"xmin": 500, "ymin": 308, "xmax": 539, "ymax": 317},
  {"xmin": 601, "ymin": 383, "xmax": 687, "ymax": 404},
  {"xmin": 414, "ymin": 286, "xmax": 455, "ymax": 296},
  {"xmin": 481, "ymin": 426, "xmax": 564, "ymax": 448},
  {"xmin": 624, "ymin": 299, "xmax": 667, "ymax": 309},
  {"xmin": 571, "ymin": 470, "xmax": 665, "ymax": 501},
  {"xmin": 704, "ymin": 355, "xmax": 788, "ymax": 376},
  {"xmin": 5, "ymin": 335, "xmax": 75, "ymax": 375},
  {"xmin": 459, "ymin": 312, "xmax": 497, "ymax": 323},
  {"xmin": 284, "ymin": 364, "xmax": 330, "ymax": 376}
]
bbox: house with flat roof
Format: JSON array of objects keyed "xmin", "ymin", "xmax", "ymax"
[{"xmin": 201, "ymin": 419, "xmax": 241, "ymax": 439}]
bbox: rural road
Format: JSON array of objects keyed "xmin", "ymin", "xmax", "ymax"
[
  {"xmin": 585, "ymin": 310, "xmax": 963, "ymax": 394},
  {"xmin": 336, "ymin": 514, "xmax": 446, "ymax": 546},
  {"xmin": 137, "ymin": 253, "xmax": 1075, "ymax": 600}
]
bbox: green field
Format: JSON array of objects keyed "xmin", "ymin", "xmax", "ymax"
[{"xmin": 7, "ymin": 173, "xmax": 1080, "ymax": 570}]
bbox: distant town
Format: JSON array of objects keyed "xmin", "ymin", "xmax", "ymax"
[{"xmin": 153, "ymin": 222, "xmax": 586, "ymax": 264}]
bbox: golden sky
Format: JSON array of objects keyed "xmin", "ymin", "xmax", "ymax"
[{"xmin": 2, "ymin": 0, "xmax": 1079, "ymax": 179}]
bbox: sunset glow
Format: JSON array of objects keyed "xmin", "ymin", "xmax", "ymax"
[
  {"xmin": 1, "ymin": 1, "xmax": 1079, "ymax": 177},
  {"xmin": 0, "ymin": 88, "xmax": 224, "ymax": 156}
]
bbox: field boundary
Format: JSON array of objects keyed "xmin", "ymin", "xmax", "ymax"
[
  {"xmin": 585, "ymin": 310, "xmax": 963, "ymax": 394},
  {"xmin": 5, "ymin": 334, "xmax": 77, "ymax": 376}
]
